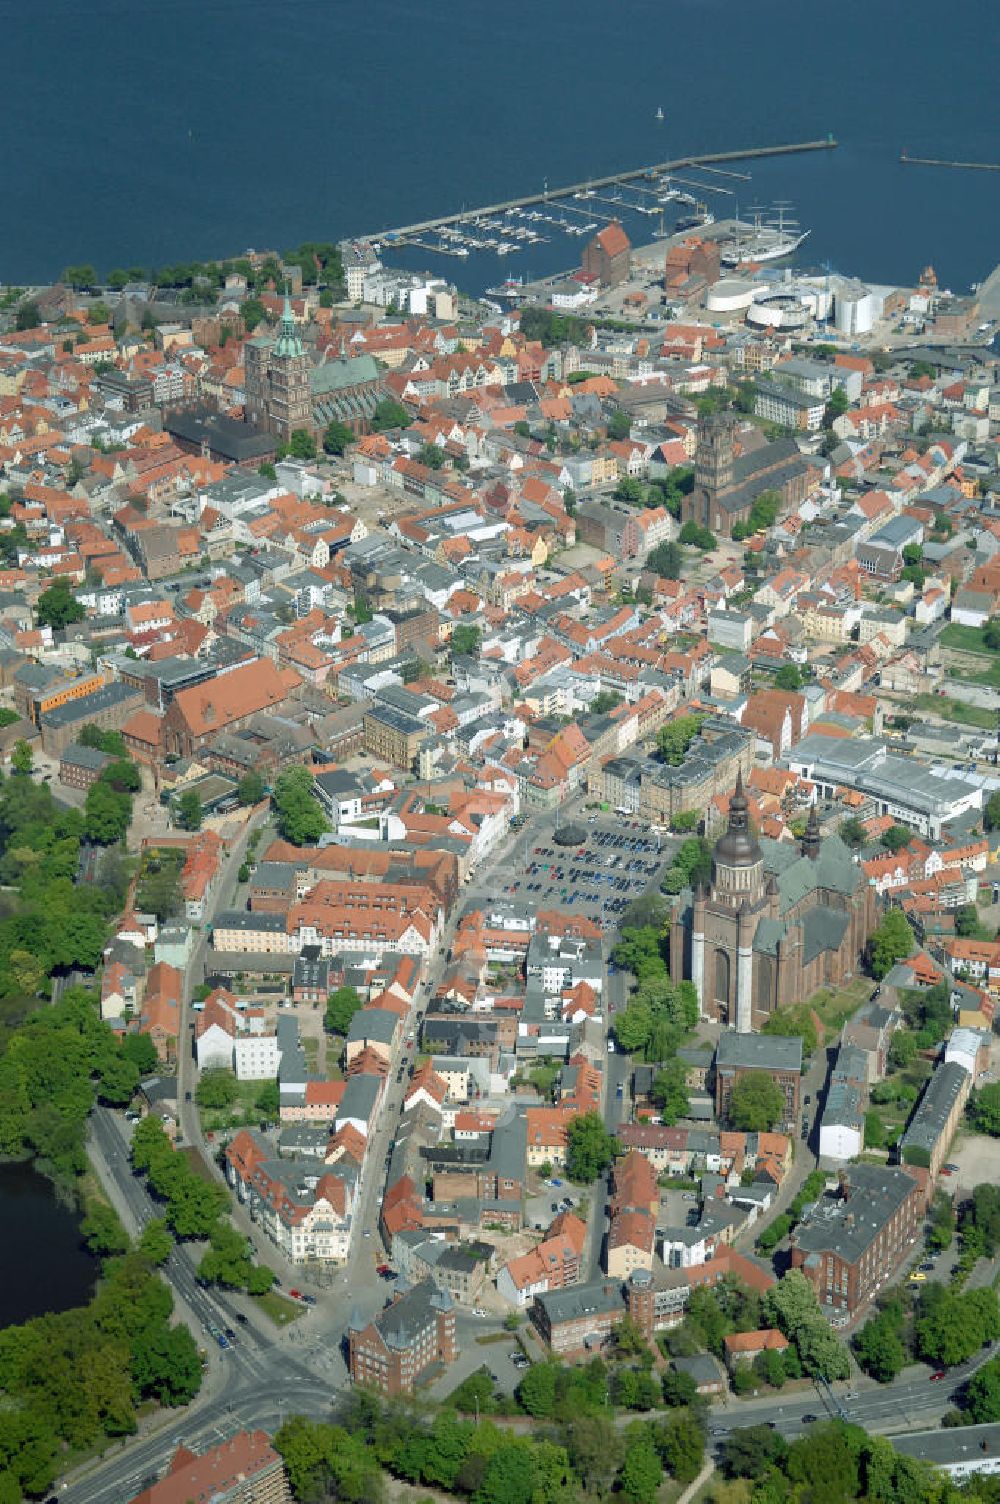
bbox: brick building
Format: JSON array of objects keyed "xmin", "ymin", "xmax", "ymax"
[
  {"xmin": 681, "ymin": 410, "xmax": 816, "ymax": 539},
  {"xmin": 126, "ymin": 1431, "xmax": 290, "ymax": 1504},
  {"xmin": 348, "ymin": 1278, "xmax": 457, "ymax": 1394},
  {"xmin": 582, "ymin": 221, "xmax": 631, "ymax": 287},
  {"xmin": 670, "ymin": 777, "xmax": 877, "ymax": 1031},
  {"xmin": 789, "ymin": 1163, "xmax": 921, "ymax": 1315},
  {"xmin": 714, "ymin": 1031, "xmax": 802, "ymax": 1132},
  {"xmin": 59, "ymin": 742, "xmax": 113, "ymax": 790}
]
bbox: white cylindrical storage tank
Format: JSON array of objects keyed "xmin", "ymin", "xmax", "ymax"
[
  {"xmin": 835, "ymin": 282, "xmax": 874, "ymax": 336},
  {"xmin": 706, "ymin": 277, "xmax": 755, "ymax": 314},
  {"xmin": 746, "ymin": 292, "xmax": 808, "ymax": 331}
]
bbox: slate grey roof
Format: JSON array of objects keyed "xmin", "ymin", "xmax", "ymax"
[
  {"xmin": 534, "ymin": 1280, "xmax": 625, "ymax": 1325},
  {"xmin": 792, "ymin": 1164, "xmax": 916, "ymax": 1266},
  {"xmin": 716, "ymin": 1032, "xmax": 802, "ymax": 1074},
  {"xmin": 371, "ymin": 1277, "xmax": 453, "ymax": 1352},
  {"xmin": 899, "ymin": 1061, "xmax": 970, "ymax": 1155}
]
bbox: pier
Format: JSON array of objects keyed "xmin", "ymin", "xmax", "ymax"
[
  {"xmin": 900, "ymin": 152, "xmax": 1000, "ymax": 172},
  {"xmin": 371, "ymin": 137, "xmax": 837, "ymax": 245}
]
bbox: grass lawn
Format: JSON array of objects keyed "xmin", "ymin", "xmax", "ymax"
[
  {"xmin": 253, "ymin": 1290, "xmax": 305, "ymax": 1327},
  {"xmin": 941, "ymin": 623, "xmax": 992, "ymax": 654},
  {"xmin": 198, "ymin": 1077, "xmax": 277, "ymax": 1133},
  {"xmin": 954, "ymin": 657, "xmax": 1000, "ymax": 690},
  {"xmin": 807, "ymin": 975, "xmax": 872, "ymax": 1034},
  {"xmin": 913, "ymin": 694, "xmax": 998, "ymax": 730}
]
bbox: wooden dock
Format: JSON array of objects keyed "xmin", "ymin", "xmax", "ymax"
[
  {"xmin": 373, "ymin": 137, "xmax": 837, "ymax": 245},
  {"xmin": 900, "ymin": 152, "xmax": 1000, "ymax": 172}
]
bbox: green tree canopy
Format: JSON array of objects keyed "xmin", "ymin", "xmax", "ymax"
[
  {"xmin": 175, "ymin": 789, "xmax": 202, "ymax": 831},
  {"xmin": 451, "ymin": 624, "xmax": 482, "ymax": 659},
  {"xmin": 727, "ymin": 1073, "xmax": 785, "ymax": 1131},
  {"xmin": 272, "ymin": 766, "xmax": 329, "ymax": 846},
  {"xmin": 36, "ymin": 579, "xmax": 85, "ymax": 629},
  {"xmin": 565, "ymin": 1112, "xmax": 618, "ymax": 1183},
  {"xmin": 371, "ymin": 397, "xmax": 412, "ymax": 431},
  {"xmin": 866, "ymin": 909, "xmax": 914, "ymax": 980},
  {"xmin": 325, "ymin": 985, "xmax": 363, "ymax": 1037},
  {"xmin": 237, "ymin": 771, "xmax": 265, "ymax": 806},
  {"xmin": 322, "ymin": 420, "xmax": 355, "ymax": 455}
]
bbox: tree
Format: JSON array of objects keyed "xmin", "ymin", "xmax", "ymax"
[
  {"xmin": 823, "ymin": 387, "xmax": 850, "ymax": 428},
  {"xmin": 852, "ymin": 1305, "xmax": 906, "ymax": 1383},
  {"xmin": 967, "ymin": 1356, "xmax": 1000, "ymax": 1422},
  {"xmin": 650, "ymin": 1060, "xmax": 690, "ymax": 1126},
  {"xmin": 138, "ymin": 1218, "xmax": 173, "ymax": 1266},
  {"xmin": 322, "ymin": 420, "xmax": 355, "ymax": 455},
  {"xmin": 881, "ymin": 825, "xmax": 912, "ymax": 854},
  {"xmin": 678, "ymin": 521, "xmax": 716, "ymax": 551},
  {"xmin": 965, "ymin": 1184, "xmax": 1000, "ymax": 1257},
  {"xmin": 656, "ymin": 714, "xmax": 705, "ymax": 767},
  {"xmin": 371, "ymin": 397, "xmax": 412, "ymax": 431},
  {"xmin": 866, "ymin": 909, "xmax": 913, "ymax": 980},
  {"xmin": 719, "ymin": 1426, "xmax": 788, "ymax": 1481},
  {"xmin": 84, "ymin": 780, "xmax": 130, "ymax": 844},
  {"xmin": 914, "ymin": 1285, "xmax": 1000, "ymax": 1367},
  {"xmin": 451, "ymin": 624, "xmax": 482, "ymax": 659},
  {"xmin": 15, "ymin": 299, "xmax": 41, "ymax": 330},
  {"xmin": 62, "ymin": 264, "xmax": 97, "ymax": 289},
  {"xmin": 517, "ymin": 1360, "xmax": 557, "ymax": 1417},
  {"xmin": 985, "ymin": 790, "xmax": 1000, "ymax": 831},
  {"xmin": 97, "ymin": 1052, "xmax": 141, "ymax": 1106},
  {"xmin": 647, "ymin": 539, "xmax": 683, "ymax": 579},
  {"xmin": 237, "ymin": 771, "xmax": 265, "ymax": 806},
  {"xmin": 927, "ymin": 1189, "xmax": 956, "ymax": 1251},
  {"xmin": 564, "ymin": 1415, "xmax": 623, "ymax": 1498},
  {"xmin": 655, "ymin": 1409, "xmax": 705, "ymax": 1484},
  {"xmin": 727, "ymin": 1074, "xmax": 785, "ymax": 1131},
  {"xmin": 774, "ymin": 663, "xmax": 802, "ymax": 691},
  {"xmin": 565, "ymin": 1112, "xmax": 618, "ymax": 1183},
  {"xmin": 36, "ymin": 579, "xmax": 85, "ymax": 629},
  {"xmin": 241, "ymin": 297, "xmax": 265, "ymax": 332},
  {"xmin": 175, "ymin": 790, "xmax": 202, "ymax": 831},
  {"xmin": 969, "ymin": 1083, "xmax": 1000, "ymax": 1136},
  {"xmin": 195, "ymin": 1069, "xmax": 239, "ymax": 1111},
  {"xmin": 10, "ymin": 740, "xmax": 32, "ymax": 776},
  {"xmin": 81, "ymin": 1203, "xmax": 130, "ymax": 1256},
  {"xmin": 661, "ymin": 1367, "xmax": 698, "ymax": 1407},
  {"xmin": 325, "ymin": 985, "xmax": 363, "ymax": 1037},
  {"xmin": 886, "ymin": 1028, "xmax": 917, "ymax": 1071},
  {"xmin": 419, "ymin": 442, "xmax": 446, "ymax": 470},
  {"xmin": 272, "ymin": 766, "xmax": 328, "ymax": 846},
  {"xmin": 616, "ymin": 477, "xmax": 645, "ymax": 505},
  {"xmin": 608, "ymin": 410, "xmax": 631, "ymax": 442},
  {"xmin": 130, "ymin": 1322, "xmax": 201, "ymax": 1406},
  {"xmin": 619, "ymin": 1435, "xmax": 662, "ymax": 1504},
  {"xmin": 955, "ymin": 903, "xmax": 984, "ymax": 938}
]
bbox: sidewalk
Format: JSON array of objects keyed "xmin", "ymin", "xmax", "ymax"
[{"xmin": 677, "ymin": 1459, "xmax": 714, "ymax": 1504}]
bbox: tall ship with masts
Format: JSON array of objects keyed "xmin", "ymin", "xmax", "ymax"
[{"xmin": 719, "ymin": 202, "xmax": 811, "ymax": 267}]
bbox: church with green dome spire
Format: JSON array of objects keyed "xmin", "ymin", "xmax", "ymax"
[{"xmin": 244, "ymin": 283, "xmax": 311, "ymax": 442}]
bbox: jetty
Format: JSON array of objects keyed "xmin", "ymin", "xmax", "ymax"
[
  {"xmin": 900, "ymin": 152, "xmax": 1000, "ymax": 173},
  {"xmin": 369, "ymin": 137, "xmax": 837, "ymax": 246}
]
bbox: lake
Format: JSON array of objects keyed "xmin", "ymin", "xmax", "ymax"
[
  {"xmin": 0, "ymin": 1160, "xmax": 96, "ymax": 1328},
  {"xmin": 0, "ymin": 0, "xmax": 996, "ymax": 295}
]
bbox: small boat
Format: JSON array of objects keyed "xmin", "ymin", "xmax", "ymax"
[{"xmin": 655, "ymin": 106, "xmax": 664, "ymax": 122}]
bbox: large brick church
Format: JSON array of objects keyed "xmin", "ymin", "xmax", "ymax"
[
  {"xmin": 681, "ymin": 410, "xmax": 816, "ymax": 539},
  {"xmin": 669, "ymin": 772, "xmax": 877, "ymax": 1031}
]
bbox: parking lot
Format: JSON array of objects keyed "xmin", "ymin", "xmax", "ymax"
[{"xmin": 491, "ymin": 814, "xmax": 674, "ymax": 931}]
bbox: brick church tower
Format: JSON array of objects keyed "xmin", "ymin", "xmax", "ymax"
[{"xmin": 244, "ymin": 289, "xmax": 312, "ymax": 444}]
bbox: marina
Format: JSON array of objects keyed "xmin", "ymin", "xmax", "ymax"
[{"xmin": 367, "ymin": 138, "xmax": 836, "ymax": 263}]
